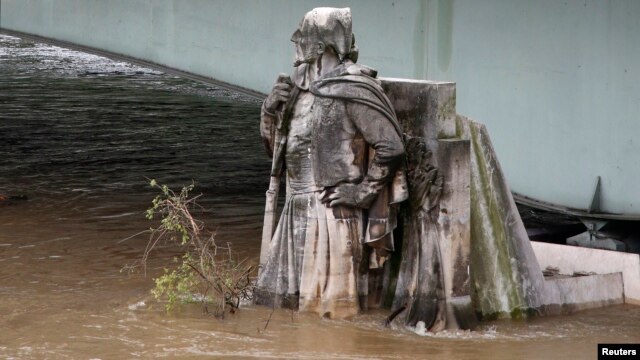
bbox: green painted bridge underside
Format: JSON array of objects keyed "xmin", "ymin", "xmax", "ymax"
[{"xmin": 2, "ymin": 0, "xmax": 639, "ymax": 215}]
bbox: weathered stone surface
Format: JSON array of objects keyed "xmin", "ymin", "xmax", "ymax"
[
  {"xmin": 430, "ymin": 139, "xmax": 475, "ymax": 329},
  {"xmin": 457, "ymin": 115, "xmax": 547, "ymax": 319},
  {"xmin": 381, "ymin": 79, "xmax": 456, "ymax": 139},
  {"xmin": 532, "ymin": 241, "xmax": 640, "ymax": 305},
  {"xmin": 391, "ymin": 203, "xmax": 447, "ymax": 331},
  {"xmin": 388, "ymin": 137, "xmax": 474, "ymax": 330},
  {"xmin": 455, "ymin": 115, "xmax": 628, "ymax": 319},
  {"xmin": 542, "ymin": 273, "xmax": 624, "ymax": 313},
  {"xmin": 379, "ymin": 78, "xmax": 631, "ymax": 325},
  {"xmin": 431, "ymin": 139, "xmax": 471, "ymax": 300},
  {"xmin": 378, "ymin": 78, "xmax": 475, "ymax": 330},
  {"xmin": 256, "ymin": 7, "xmax": 407, "ymax": 319},
  {"xmin": 258, "ymin": 7, "xmax": 629, "ymax": 328}
]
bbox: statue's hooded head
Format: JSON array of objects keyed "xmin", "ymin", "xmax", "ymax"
[{"xmin": 291, "ymin": 7, "xmax": 358, "ymax": 67}]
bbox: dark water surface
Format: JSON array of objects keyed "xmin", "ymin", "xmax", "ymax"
[{"xmin": 1, "ymin": 34, "xmax": 639, "ymax": 359}]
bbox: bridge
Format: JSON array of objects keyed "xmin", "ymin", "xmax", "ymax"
[{"xmin": 2, "ymin": 0, "xmax": 640, "ymax": 217}]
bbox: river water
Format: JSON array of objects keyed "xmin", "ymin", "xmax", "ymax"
[{"xmin": 1, "ymin": 34, "xmax": 639, "ymax": 359}]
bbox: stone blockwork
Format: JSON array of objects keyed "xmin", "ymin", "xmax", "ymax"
[
  {"xmin": 382, "ymin": 79, "xmax": 456, "ymax": 140},
  {"xmin": 458, "ymin": 115, "xmax": 628, "ymax": 318},
  {"xmin": 532, "ymin": 241, "xmax": 640, "ymax": 305},
  {"xmin": 381, "ymin": 78, "xmax": 475, "ymax": 330},
  {"xmin": 457, "ymin": 116, "xmax": 547, "ymax": 319},
  {"xmin": 377, "ymin": 78, "xmax": 628, "ymax": 330},
  {"xmin": 542, "ymin": 273, "xmax": 624, "ymax": 313},
  {"xmin": 430, "ymin": 139, "xmax": 474, "ymax": 329}
]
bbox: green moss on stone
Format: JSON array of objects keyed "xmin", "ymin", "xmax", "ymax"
[{"xmin": 468, "ymin": 123, "xmax": 526, "ymax": 319}]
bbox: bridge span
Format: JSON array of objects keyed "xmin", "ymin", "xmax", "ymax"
[{"xmin": 2, "ymin": 0, "xmax": 640, "ymax": 217}]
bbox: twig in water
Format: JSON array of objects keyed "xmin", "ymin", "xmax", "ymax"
[
  {"xmin": 385, "ymin": 303, "xmax": 407, "ymax": 327},
  {"xmin": 118, "ymin": 229, "xmax": 151, "ymax": 244},
  {"xmin": 264, "ymin": 306, "xmax": 275, "ymax": 331}
]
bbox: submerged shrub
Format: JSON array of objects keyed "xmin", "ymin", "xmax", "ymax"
[{"xmin": 129, "ymin": 180, "xmax": 255, "ymax": 317}]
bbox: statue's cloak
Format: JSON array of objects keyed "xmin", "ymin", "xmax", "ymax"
[{"xmin": 301, "ymin": 62, "xmax": 409, "ymax": 254}]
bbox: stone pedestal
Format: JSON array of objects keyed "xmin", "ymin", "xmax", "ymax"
[
  {"xmin": 457, "ymin": 116, "xmax": 547, "ymax": 319},
  {"xmin": 377, "ymin": 78, "xmax": 627, "ymax": 328},
  {"xmin": 382, "ymin": 78, "xmax": 456, "ymax": 140},
  {"xmin": 431, "ymin": 139, "xmax": 475, "ymax": 329},
  {"xmin": 379, "ymin": 78, "xmax": 476, "ymax": 330}
]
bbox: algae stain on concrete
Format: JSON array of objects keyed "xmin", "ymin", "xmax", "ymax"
[
  {"xmin": 468, "ymin": 123, "xmax": 525, "ymax": 319},
  {"xmin": 436, "ymin": 0, "xmax": 453, "ymax": 74},
  {"xmin": 437, "ymin": 89, "xmax": 456, "ymax": 139},
  {"xmin": 413, "ymin": 0, "xmax": 428, "ymax": 79},
  {"xmin": 412, "ymin": 0, "xmax": 453, "ymax": 79}
]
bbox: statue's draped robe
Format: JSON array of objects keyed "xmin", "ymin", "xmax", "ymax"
[{"xmin": 255, "ymin": 63, "xmax": 406, "ymax": 319}]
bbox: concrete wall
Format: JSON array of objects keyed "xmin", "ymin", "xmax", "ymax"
[
  {"xmin": 542, "ymin": 273, "xmax": 624, "ymax": 313},
  {"xmin": 532, "ymin": 241, "xmax": 640, "ymax": 305},
  {"xmin": 2, "ymin": 0, "xmax": 639, "ymax": 215}
]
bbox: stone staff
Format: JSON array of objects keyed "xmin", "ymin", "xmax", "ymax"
[{"xmin": 259, "ymin": 75, "xmax": 298, "ymax": 273}]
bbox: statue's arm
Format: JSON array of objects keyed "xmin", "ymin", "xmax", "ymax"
[
  {"xmin": 348, "ymin": 102, "xmax": 404, "ymax": 190},
  {"xmin": 260, "ymin": 102, "xmax": 277, "ymax": 158},
  {"xmin": 320, "ymin": 102, "xmax": 404, "ymax": 208},
  {"xmin": 260, "ymin": 74, "xmax": 294, "ymax": 158}
]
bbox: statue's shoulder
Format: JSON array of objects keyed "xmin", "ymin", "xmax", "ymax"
[
  {"xmin": 312, "ymin": 63, "xmax": 382, "ymax": 91},
  {"xmin": 311, "ymin": 62, "xmax": 399, "ymax": 131},
  {"xmin": 290, "ymin": 62, "xmax": 380, "ymax": 91},
  {"xmin": 345, "ymin": 63, "xmax": 378, "ymax": 79},
  {"xmin": 310, "ymin": 62, "xmax": 391, "ymax": 106},
  {"xmin": 343, "ymin": 64, "xmax": 385, "ymax": 92}
]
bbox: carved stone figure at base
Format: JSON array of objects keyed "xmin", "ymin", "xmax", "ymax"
[{"xmin": 254, "ymin": 7, "xmax": 407, "ymax": 319}]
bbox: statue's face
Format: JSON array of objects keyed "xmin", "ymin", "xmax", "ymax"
[{"xmin": 291, "ymin": 29, "xmax": 320, "ymax": 67}]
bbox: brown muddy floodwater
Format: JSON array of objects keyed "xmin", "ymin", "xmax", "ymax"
[{"xmin": 1, "ymin": 34, "xmax": 639, "ymax": 359}]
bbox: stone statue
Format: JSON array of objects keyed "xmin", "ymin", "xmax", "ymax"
[
  {"xmin": 255, "ymin": 7, "xmax": 407, "ymax": 319},
  {"xmin": 252, "ymin": 6, "xmax": 593, "ymax": 333}
]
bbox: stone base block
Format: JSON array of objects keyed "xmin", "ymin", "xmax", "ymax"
[
  {"xmin": 532, "ymin": 241, "xmax": 640, "ymax": 305},
  {"xmin": 540, "ymin": 273, "xmax": 624, "ymax": 314},
  {"xmin": 445, "ymin": 295, "xmax": 478, "ymax": 330}
]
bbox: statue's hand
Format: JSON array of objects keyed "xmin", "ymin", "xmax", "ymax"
[
  {"xmin": 263, "ymin": 73, "xmax": 293, "ymax": 114},
  {"xmin": 320, "ymin": 183, "xmax": 377, "ymax": 208}
]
